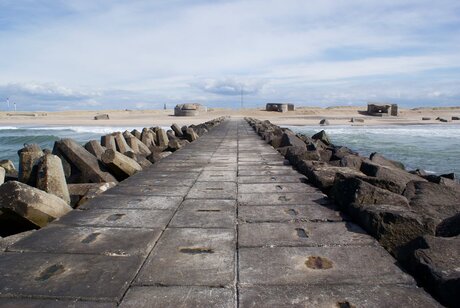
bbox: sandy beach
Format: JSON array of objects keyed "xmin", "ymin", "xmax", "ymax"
[{"xmin": 0, "ymin": 106, "xmax": 459, "ymax": 127}]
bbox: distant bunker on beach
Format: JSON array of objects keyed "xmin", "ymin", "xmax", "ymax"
[
  {"xmin": 266, "ymin": 103, "xmax": 295, "ymax": 112},
  {"xmin": 367, "ymin": 103, "xmax": 398, "ymax": 117},
  {"xmin": 174, "ymin": 103, "xmax": 208, "ymax": 116}
]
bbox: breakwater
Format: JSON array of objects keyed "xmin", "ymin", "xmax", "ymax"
[
  {"xmin": 0, "ymin": 117, "xmax": 226, "ymax": 237},
  {"xmin": 0, "ymin": 118, "xmax": 444, "ymax": 307},
  {"xmin": 246, "ymin": 117, "xmax": 459, "ymax": 307}
]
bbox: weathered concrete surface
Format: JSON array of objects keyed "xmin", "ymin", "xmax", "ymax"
[{"xmin": 0, "ymin": 119, "xmax": 440, "ymax": 307}]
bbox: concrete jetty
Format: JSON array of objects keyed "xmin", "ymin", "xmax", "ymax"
[{"xmin": 0, "ymin": 119, "xmax": 440, "ymax": 307}]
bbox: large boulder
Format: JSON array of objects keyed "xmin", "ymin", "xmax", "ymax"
[
  {"xmin": 18, "ymin": 144, "xmax": 44, "ymax": 185},
  {"xmin": 36, "ymin": 154, "xmax": 71, "ymax": 205},
  {"xmin": 0, "ymin": 160, "xmax": 17, "ymax": 176},
  {"xmin": 360, "ymin": 161, "xmax": 426, "ymax": 194},
  {"xmin": 53, "ymin": 139, "xmax": 118, "ymax": 184},
  {"xmin": 404, "ymin": 181, "xmax": 460, "ymax": 236},
  {"xmin": 300, "ymin": 161, "xmax": 366, "ymax": 193},
  {"xmin": 311, "ymin": 130, "xmax": 331, "ymax": 146},
  {"xmin": 330, "ymin": 176, "xmax": 409, "ymax": 208},
  {"xmin": 405, "ymin": 235, "xmax": 460, "ymax": 307},
  {"xmin": 279, "ymin": 131, "xmax": 306, "ymax": 148},
  {"xmin": 0, "ymin": 181, "xmax": 72, "ymax": 228},
  {"xmin": 84, "ymin": 140, "xmax": 105, "ymax": 160},
  {"xmin": 171, "ymin": 123, "xmax": 184, "ymax": 138},
  {"xmin": 370, "ymin": 152, "xmax": 405, "ymax": 170},
  {"xmin": 101, "ymin": 149, "xmax": 142, "ymax": 181},
  {"xmin": 184, "ymin": 127, "xmax": 199, "ymax": 142}
]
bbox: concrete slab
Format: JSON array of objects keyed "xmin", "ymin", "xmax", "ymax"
[
  {"xmin": 0, "ymin": 252, "xmax": 142, "ymax": 301},
  {"xmin": 9, "ymin": 226, "xmax": 160, "ymax": 257},
  {"xmin": 238, "ymin": 183, "xmax": 318, "ymax": 194},
  {"xmin": 238, "ymin": 169, "xmax": 300, "ymax": 176},
  {"xmin": 56, "ymin": 209, "xmax": 174, "ymax": 228},
  {"xmin": 198, "ymin": 170, "xmax": 237, "ymax": 182},
  {"xmin": 107, "ymin": 184, "xmax": 190, "ymax": 196},
  {"xmin": 239, "ymin": 246, "xmax": 414, "ymax": 285},
  {"xmin": 238, "ymin": 193, "xmax": 329, "ymax": 206},
  {"xmin": 79, "ymin": 195, "xmax": 183, "ymax": 210},
  {"xmin": 170, "ymin": 199, "xmax": 236, "ymax": 228},
  {"xmin": 118, "ymin": 177, "xmax": 195, "ymax": 187},
  {"xmin": 239, "ymin": 285, "xmax": 441, "ymax": 308},
  {"xmin": 238, "ymin": 165, "xmax": 295, "ymax": 172},
  {"xmin": 238, "ymin": 161, "xmax": 287, "ymax": 166},
  {"xmin": 149, "ymin": 166, "xmax": 204, "ymax": 172},
  {"xmin": 0, "ymin": 298, "xmax": 115, "ymax": 307},
  {"xmin": 203, "ymin": 164, "xmax": 237, "ymax": 171},
  {"xmin": 239, "ymin": 222, "xmax": 375, "ymax": 247},
  {"xmin": 136, "ymin": 228, "xmax": 235, "ymax": 287},
  {"xmin": 120, "ymin": 286, "xmax": 234, "ymax": 308},
  {"xmin": 238, "ymin": 204, "xmax": 345, "ymax": 223},
  {"xmin": 134, "ymin": 171, "xmax": 199, "ymax": 179},
  {"xmin": 238, "ymin": 175, "xmax": 307, "ymax": 184},
  {"xmin": 187, "ymin": 182, "xmax": 237, "ymax": 199}
]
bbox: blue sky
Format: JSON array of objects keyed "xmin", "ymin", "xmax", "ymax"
[{"xmin": 0, "ymin": 0, "xmax": 459, "ymax": 111}]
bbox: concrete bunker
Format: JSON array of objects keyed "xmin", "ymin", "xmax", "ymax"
[
  {"xmin": 266, "ymin": 103, "xmax": 295, "ymax": 113},
  {"xmin": 174, "ymin": 103, "xmax": 208, "ymax": 116},
  {"xmin": 367, "ymin": 103, "xmax": 398, "ymax": 116}
]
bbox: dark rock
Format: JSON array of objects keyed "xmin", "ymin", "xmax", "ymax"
[
  {"xmin": 436, "ymin": 213, "xmax": 460, "ymax": 237},
  {"xmin": 301, "ymin": 161, "xmax": 366, "ymax": 193},
  {"xmin": 361, "ymin": 161, "xmax": 425, "ymax": 194},
  {"xmin": 330, "ymin": 175, "xmax": 410, "ymax": 209},
  {"xmin": 441, "ymin": 173, "xmax": 455, "ymax": 180},
  {"xmin": 406, "ymin": 235, "xmax": 460, "ymax": 307},
  {"xmin": 340, "ymin": 154, "xmax": 367, "ymax": 170},
  {"xmin": 280, "ymin": 131, "xmax": 306, "ymax": 148},
  {"xmin": 370, "ymin": 152, "xmax": 405, "ymax": 170},
  {"xmin": 311, "ymin": 130, "xmax": 331, "ymax": 146},
  {"xmin": 404, "ymin": 181, "xmax": 460, "ymax": 228},
  {"xmin": 422, "ymin": 117, "xmax": 431, "ymax": 120},
  {"xmin": 452, "ymin": 116, "xmax": 459, "ymax": 121},
  {"xmin": 319, "ymin": 119, "xmax": 329, "ymax": 125}
]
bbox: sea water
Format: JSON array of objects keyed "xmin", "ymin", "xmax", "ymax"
[
  {"xmin": 0, "ymin": 124, "xmax": 459, "ymax": 177},
  {"xmin": 0, "ymin": 126, "xmax": 145, "ymax": 168},
  {"xmin": 285, "ymin": 124, "xmax": 460, "ymax": 176}
]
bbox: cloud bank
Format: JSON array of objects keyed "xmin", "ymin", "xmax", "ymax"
[{"xmin": 0, "ymin": 0, "xmax": 459, "ymax": 110}]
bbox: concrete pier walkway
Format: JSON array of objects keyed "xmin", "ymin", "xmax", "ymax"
[{"xmin": 0, "ymin": 119, "xmax": 440, "ymax": 307}]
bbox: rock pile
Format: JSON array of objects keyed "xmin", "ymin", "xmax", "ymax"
[
  {"xmin": 246, "ymin": 117, "xmax": 459, "ymax": 307},
  {"xmin": 0, "ymin": 117, "xmax": 226, "ymax": 239}
]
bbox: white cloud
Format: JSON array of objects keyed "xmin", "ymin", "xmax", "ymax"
[{"xmin": 0, "ymin": 0, "xmax": 459, "ymax": 109}]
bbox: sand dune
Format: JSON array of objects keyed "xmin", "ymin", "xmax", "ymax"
[{"xmin": 0, "ymin": 106, "xmax": 459, "ymax": 127}]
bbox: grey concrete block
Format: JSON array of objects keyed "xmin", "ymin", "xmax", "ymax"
[
  {"xmin": 79, "ymin": 195, "xmax": 183, "ymax": 210},
  {"xmin": 237, "ymin": 175, "xmax": 307, "ymax": 184},
  {"xmin": 239, "ymin": 246, "xmax": 414, "ymax": 285},
  {"xmin": 239, "ymin": 285, "xmax": 441, "ymax": 308},
  {"xmin": 0, "ymin": 298, "xmax": 115, "ymax": 307},
  {"xmin": 188, "ymin": 182, "xmax": 237, "ymax": 199},
  {"xmin": 239, "ymin": 222, "xmax": 375, "ymax": 247},
  {"xmin": 238, "ymin": 193, "xmax": 328, "ymax": 206},
  {"xmin": 198, "ymin": 170, "xmax": 237, "ymax": 182},
  {"xmin": 136, "ymin": 228, "xmax": 235, "ymax": 286},
  {"xmin": 238, "ymin": 169, "xmax": 300, "ymax": 176},
  {"xmin": 120, "ymin": 286, "xmax": 234, "ymax": 308},
  {"xmin": 56, "ymin": 209, "xmax": 173, "ymax": 229},
  {"xmin": 107, "ymin": 184, "xmax": 190, "ymax": 196},
  {"xmin": 9, "ymin": 225, "xmax": 160, "ymax": 257},
  {"xmin": 0, "ymin": 252, "xmax": 142, "ymax": 301},
  {"xmin": 238, "ymin": 204, "xmax": 345, "ymax": 223},
  {"xmin": 170, "ymin": 199, "xmax": 236, "ymax": 228},
  {"xmin": 238, "ymin": 183, "xmax": 318, "ymax": 194}
]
